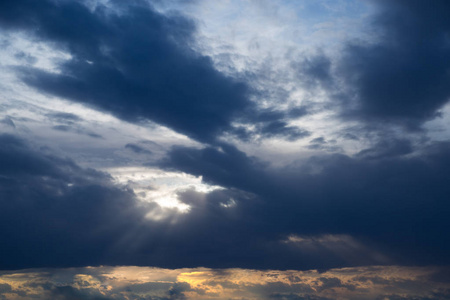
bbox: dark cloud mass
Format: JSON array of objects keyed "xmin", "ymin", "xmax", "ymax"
[
  {"xmin": 159, "ymin": 141, "xmax": 450, "ymax": 267},
  {"xmin": 3, "ymin": 129, "xmax": 449, "ymax": 271},
  {"xmin": 0, "ymin": 0, "xmax": 251, "ymax": 143},
  {"xmin": 0, "ymin": 134, "xmax": 385, "ymax": 270},
  {"xmin": 0, "ymin": 134, "xmax": 148, "ymax": 269},
  {"xmin": 338, "ymin": 0, "xmax": 450, "ymax": 127}
]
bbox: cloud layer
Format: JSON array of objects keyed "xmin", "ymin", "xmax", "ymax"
[{"xmin": 1, "ymin": 266, "xmax": 450, "ymax": 300}]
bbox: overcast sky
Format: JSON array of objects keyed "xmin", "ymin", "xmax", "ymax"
[{"xmin": 1, "ymin": 0, "xmax": 450, "ymax": 299}]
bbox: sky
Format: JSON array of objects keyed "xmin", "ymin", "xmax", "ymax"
[{"xmin": 0, "ymin": 0, "xmax": 450, "ymax": 299}]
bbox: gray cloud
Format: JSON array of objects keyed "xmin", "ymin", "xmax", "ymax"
[
  {"xmin": 158, "ymin": 139, "xmax": 450, "ymax": 267},
  {"xmin": 336, "ymin": 0, "xmax": 450, "ymax": 128}
]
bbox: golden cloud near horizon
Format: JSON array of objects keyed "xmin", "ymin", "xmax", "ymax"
[{"xmin": 0, "ymin": 265, "xmax": 448, "ymax": 300}]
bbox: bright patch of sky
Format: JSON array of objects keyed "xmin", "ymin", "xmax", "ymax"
[
  {"xmin": 106, "ymin": 166, "xmax": 223, "ymax": 214},
  {"xmin": 163, "ymin": 0, "xmax": 450, "ymax": 160},
  {"xmin": 153, "ymin": 0, "xmax": 382, "ymax": 160}
]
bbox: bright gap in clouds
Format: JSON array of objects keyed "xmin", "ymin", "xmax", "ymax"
[
  {"xmin": 106, "ymin": 166, "xmax": 223, "ymax": 215},
  {"xmin": 1, "ymin": 23, "xmax": 224, "ymax": 221}
]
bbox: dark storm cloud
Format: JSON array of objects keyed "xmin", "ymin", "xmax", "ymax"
[
  {"xmin": 0, "ymin": 134, "xmax": 392, "ymax": 270},
  {"xmin": 0, "ymin": 0, "xmax": 253, "ymax": 143},
  {"xmin": 1, "ymin": 132, "xmax": 449, "ymax": 271},
  {"xmin": 0, "ymin": 136, "xmax": 217, "ymax": 271},
  {"xmin": 0, "ymin": 135, "xmax": 380, "ymax": 270},
  {"xmin": 0, "ymin": 134, "xmax": 151, "ymax": 269},
  {"xmin": 158, "ymin": 143, "xmax": 267, "ymax": 192},
  {"xmin": 159, "ymin": 140, "xmax": 450, "ymax": 267},
  {"xmin": 337, "ymin": 0, "xmax": 450, "ymax": 127}
]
